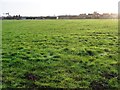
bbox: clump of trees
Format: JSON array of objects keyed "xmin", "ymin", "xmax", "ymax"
[{"xmin": 3, "ymin": 15, "xmax": 21, "ymax": 20}]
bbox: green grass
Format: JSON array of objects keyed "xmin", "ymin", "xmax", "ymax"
[{"xmin": 2, "ymin": 19, "xmax": 118, "ymax": 89}]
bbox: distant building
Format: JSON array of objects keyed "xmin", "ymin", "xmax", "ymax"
[
  {"xmin": 58, "ymin": 15, "xmax": 70, "ymax": 19},
  {"xmin": 87, "ymin": 14, "xmax": 93, "ymax": 19},
  {"xmin": 110, "ymin": 13, "xmax": 118, "ymax": 19},
  {"xmin": 79, "ymin": 14, "xmax": 87, "ymax": 19}
]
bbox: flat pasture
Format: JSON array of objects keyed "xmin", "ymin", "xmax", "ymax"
[{"xmin": 2, "ymin": 19, "xmax": 118, "ymax": 89}]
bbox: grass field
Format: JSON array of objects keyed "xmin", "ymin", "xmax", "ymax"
[{"xmin": 2, "ymin": 19, "xmax": 118, "ymax": 89}]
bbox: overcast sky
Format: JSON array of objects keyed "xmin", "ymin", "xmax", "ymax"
[{"xmin": 1, "ymin": 0, "xmax": 119, "ymax": 16}]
